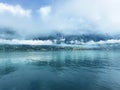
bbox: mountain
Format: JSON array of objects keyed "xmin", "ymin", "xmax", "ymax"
[
  {"xmin": 33, "ymin": 31, "xmax": 113, "ymax": 44},
  {"xmin": 0, "ymin": 27, "xmax": 19, "ymax": 39}
]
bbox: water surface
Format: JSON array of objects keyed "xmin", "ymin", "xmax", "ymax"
[{"xmin": 0, "ymin": 50, "xmax": 120, "ymax": 90}]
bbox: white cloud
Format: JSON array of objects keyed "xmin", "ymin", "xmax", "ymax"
[
  {"xmin": 0, "ymin": 39, "xmax": 53, "ymax": 45},
  {"xmin": 1, "ymin": 0, "xmax": 120, "ymax": 39},
  {"xmin": 38, "ymin": 6, "xmax": 51, "ymax": 20},
  {"xmin": 36, "ymin": 0, "xmax": 120, "ymax": 34},
  {"xmin": 0, "ymin": 3, "xmax": 31, "ymax": 17}
]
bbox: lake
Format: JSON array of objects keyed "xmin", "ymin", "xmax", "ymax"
[{"xmin": 0, "ymin": 50, "xmax": 120, "ymax": 90}]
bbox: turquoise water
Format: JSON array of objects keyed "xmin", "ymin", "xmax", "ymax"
[{"xmin": 0, "ymin": 50, "xmax": 120, "ymax": 90}]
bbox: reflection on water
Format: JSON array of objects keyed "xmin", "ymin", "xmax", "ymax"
[
  {"xmin": 0, "ymin": 50, "xmax": 120, "ymax": 90},
  {"xmin": 0, "ymin": 66, "xmax": 16, "ymax": 76}
]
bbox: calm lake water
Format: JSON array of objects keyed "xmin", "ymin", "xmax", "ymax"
[{"xmin": 0, "ymin": 50, "xmax": 120, "ymax": 90}]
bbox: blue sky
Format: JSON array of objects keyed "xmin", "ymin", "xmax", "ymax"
[
  {"xmin": 0, "ymin": 0, "xmax": 120, "ymax": 38},
  {"xmin": 0, "ymin": 0, "xmax": 53, "ymax": 8}
]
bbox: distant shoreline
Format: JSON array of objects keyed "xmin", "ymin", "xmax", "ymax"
[{"xmin": 0, "ymin": 45, "xmax": 119, "ymax": 51}]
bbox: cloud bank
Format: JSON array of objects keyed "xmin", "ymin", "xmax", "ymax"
[
  {"xmin": 0, "ymin": 39, "xmax": 52, "ymax": 45},
  {"xmin": 0, "ymin": 0, "xmax": 120, "ymax": 39}
]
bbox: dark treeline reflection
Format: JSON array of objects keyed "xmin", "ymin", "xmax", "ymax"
[{"xmin": 0, "ymin": 50, "xmax": 120, "ymax": 90}]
